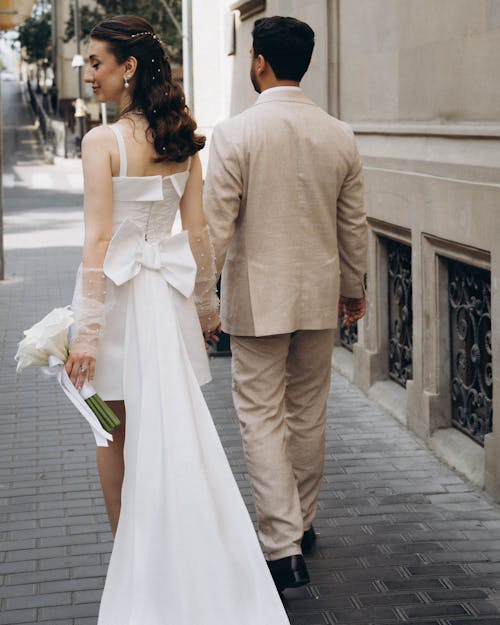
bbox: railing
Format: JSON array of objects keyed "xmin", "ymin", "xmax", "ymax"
[
  {"xmin": 448, "ymin": 259, "xmax": 492, "ymax": 445},
  {"xmin": 27, "ymin": 80, "xmax": 49, "ymax": 139},
  {"xmin": 386, "ymin": 239, "xmax": 413, "ymax": 386},
  {"xmin": 26, "ymin": 80, "xmax": 66, "ymax": 158}
]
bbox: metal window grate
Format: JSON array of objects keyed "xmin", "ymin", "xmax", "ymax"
[
  {"xmin": 386, "ymin": 239, "xmax": 413, "ymax": 387},
  {"xmin": 448, "ymin": 259, "xmax": 492, "ymax": 446}
]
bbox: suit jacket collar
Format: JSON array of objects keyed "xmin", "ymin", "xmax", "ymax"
[{"xmin": 253, "ymin": 88, "xmax": 316, "ymax": 108}]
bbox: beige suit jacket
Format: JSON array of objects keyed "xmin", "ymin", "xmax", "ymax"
[{"xmin": 203, "ymin": 88, "xmax": 367, "ymax": 337}]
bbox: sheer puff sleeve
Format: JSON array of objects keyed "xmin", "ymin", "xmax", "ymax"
[
  {"xmin": 189, "ymin": 225, "xmax": 220, "ymax": 333},
  {"xmin": 70, "ymin": 265, "xmax": 114, "ymax": 359}
]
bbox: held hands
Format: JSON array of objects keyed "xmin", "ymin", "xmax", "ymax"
[
  {"xmin": 203, "ymin": 324, "xmax": 222, "ymax": 349},
  {"xmin": 338, "ymin": 295, "xmax": 366, "ymax": 327},
  {"xmin": 200, "ymin": 312, "xmax": 222, "ymax": 349}
]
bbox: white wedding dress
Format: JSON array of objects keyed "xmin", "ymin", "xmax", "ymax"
[{"xmin": 90, "ymin": 125, "xmax": 289, "ymax": 624}]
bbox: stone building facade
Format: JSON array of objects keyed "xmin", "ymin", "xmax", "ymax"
[
  {"xmin": 51, "ymin": 1, "xmax": 101, "ymax": 129},
  {"xmin": 192, "ymin": 0, "xmax": 500, "ymax": 500},
  {"xmin": 190, "ymin": 0, "xmax": 500, "ymax": 500}
]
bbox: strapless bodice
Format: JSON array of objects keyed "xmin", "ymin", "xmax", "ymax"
[{"xmin": 111, "ymin": 171, "xmax": 189, "ymax": 242}]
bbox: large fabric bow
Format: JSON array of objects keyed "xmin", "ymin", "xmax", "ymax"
[{"xmin": 103, "ymin": 219, "xmax": 197, "ymax": 298}]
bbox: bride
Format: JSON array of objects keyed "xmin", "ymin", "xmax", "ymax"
[{"xmin": 64, "ymin": 14, "xmax": 290, "ymax": 625}]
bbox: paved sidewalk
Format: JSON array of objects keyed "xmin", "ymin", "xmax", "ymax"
[{"xmin": 2, "ymin": 112, "xmax": 500, "ymax": 625}]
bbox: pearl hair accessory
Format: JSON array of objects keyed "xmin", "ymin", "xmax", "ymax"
[
  {"xmin": 129, "ymin": 31, "xmax": 166, "ymax": 82},
  {"xmin": 130, "ymin": 31, "xmax": 160, "ymax": 41}
]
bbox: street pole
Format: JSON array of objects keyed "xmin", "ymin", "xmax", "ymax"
[
  {"xmin": 52, "ymin": 0, "xmax": 58, "ymax": 111},
  {"xmin": 0, "ymin": 77, "xmax": 4, "ymax": 281},
  {"xmin": 182, "ymin": 0, "xmax": 194, "ymax": 111},
  {"xmin": 73, "ymin": 0, "xmax": 84, "ymax": 155}
]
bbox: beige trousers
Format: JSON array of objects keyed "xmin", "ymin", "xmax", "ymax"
[{"xmin": 231, "ymin": 329, "xmax": 336, "ymax": 560}]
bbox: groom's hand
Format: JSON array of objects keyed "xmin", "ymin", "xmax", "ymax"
[
  {"xmin": 204, "ymin": 323, "xmax": 222, "ymax": 349},
  {"xmin": 338, "ymin": 296, "xmax": 366, "ymax": 327}
]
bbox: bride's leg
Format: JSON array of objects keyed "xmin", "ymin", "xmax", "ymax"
[{"xmin": 96, "ymin": 400, "xmax": 126, "ymax": 536}]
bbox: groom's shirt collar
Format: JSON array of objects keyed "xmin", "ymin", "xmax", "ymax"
[{"xmin": 257, "ymin": 86, "xmax": 302, "ymax": 102}]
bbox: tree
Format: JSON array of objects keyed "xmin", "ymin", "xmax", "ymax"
[
  {"xmin": 18, "ymin": 4, "xmax": 52, "ymax": 64},
  {"xmin": 18, "ymin": 1, "xmax": 52, "ymax": 94},
  {"xmin": 65, "ymin": 0, "xmax": 182, "ymax": 65}
]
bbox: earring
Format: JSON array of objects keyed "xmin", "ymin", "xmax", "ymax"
[{"xmin": 124, "ymin": 77, "xmax": 130, "ymax": 88}]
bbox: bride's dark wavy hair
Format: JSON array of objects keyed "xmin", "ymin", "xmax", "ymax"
[{"xmin": 90, "ymin": 15, "xmax": 205, "ymax": 162}]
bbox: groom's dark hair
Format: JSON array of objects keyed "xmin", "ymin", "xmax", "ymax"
[{"xmin": 252, "ymin": 16, "xmax": 315, "ymax": 82}]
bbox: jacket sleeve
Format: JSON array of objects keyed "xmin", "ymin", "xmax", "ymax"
[
  {"xmin": 203, "ymin": 123, "xmax": 243, "ymax": 276},
  {"xmin": 336, "ymin": 133, "xmax": 368, "ymax": 299}
]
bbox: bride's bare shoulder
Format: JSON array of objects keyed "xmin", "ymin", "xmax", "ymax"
[{"xmin": 81, "ymin": 124, "xmax": 116, "ymax": 151}]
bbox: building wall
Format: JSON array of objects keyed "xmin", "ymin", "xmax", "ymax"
[
  {"xmin": 53, "ymin": 2, "xmax": 78, "ymax": 102},
  {"xmin": 339, "ymin": 0, "xmax": 500, "ymax": 123},
  {"xmin": 191, "ymin": 0, "xmax": 500, "ymax": 499},
  {"xmin": 337, "ymin": 0, "xmax": 500, "ymax": 500},
  {"xmin": 53, "ymin": 1, "xmax": 95, "ymax": 106}
]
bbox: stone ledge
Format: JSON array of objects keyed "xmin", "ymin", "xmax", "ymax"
[
  {"xmin": 332, "ymin": 350, "xmax": 407, "ymax": 426},
  {"xmin": 367, "ymin": 380, "xmax": 407, "ymax": 427},
  {"xmin": 352, "ymin": 122, "xmax": 500, "ymax": 139},
  {"xmin": 332, "ymin": 345, "xmax": 354, "ymax": 382},
  {"xmin": 230, "ymin": 0, "xmax": 266, "ymax": 20},
  {"xmin": 332, "ymin": 358, "xmax": 486, "ymax": 490},
  {"xmin": 429, "ymin": 428, "xmax": 485, "ymax": 489}
]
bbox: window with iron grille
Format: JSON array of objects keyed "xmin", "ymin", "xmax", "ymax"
[
  {"xmin": 448, "ymin": 259, "xmax": 492, "ymax": 446},
  {"xmin": 386, "ymin": 239, "xmax": 413, "ymax": 387}
]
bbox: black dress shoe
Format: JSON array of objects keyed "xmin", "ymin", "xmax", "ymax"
[
  {"xmin": 301, "ymin": 526, "xmax": 317, "ymax": 554},
  {"xmin": 267, "ymin": 554, "xmax": 310, "ymax": 591}
]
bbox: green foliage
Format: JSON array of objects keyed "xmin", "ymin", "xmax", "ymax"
[
  {"xmin": 18, "ymin": 1, "xmax": 52, "ymax": 63},
  {"xmin": 65, "ymin": 0, "xmax": 182, "ymax": 64}
]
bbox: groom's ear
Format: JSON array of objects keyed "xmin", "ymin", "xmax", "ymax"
[{"xmin": 255, "ymin": 54, "xmax": 266, "ymax": 76}]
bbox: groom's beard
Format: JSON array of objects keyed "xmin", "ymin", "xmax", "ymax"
[{"xmin": 250, "ymin": 65, "xmax": 261, "ymax": 94}]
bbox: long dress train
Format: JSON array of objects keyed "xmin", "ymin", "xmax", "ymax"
[{"xmin": 87, "ymin": 125, "xmax": 289, "ymax": 624}]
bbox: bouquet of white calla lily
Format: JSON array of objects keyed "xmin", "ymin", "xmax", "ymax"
[
  {"xmin": 16, "ymin": 307, "xmax": 73, "ymax": 372},
  {"xmin": 15, "ymin": 341, "xmax": 50, "ymax": 371},
  {"xmin": 15, "ymin": 306, "xmax": 120, "ymax": 446}
]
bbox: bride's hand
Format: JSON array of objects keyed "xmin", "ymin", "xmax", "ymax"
[
  {"xmin": 65, "ymin": 351, "xmax": 96, "ymax": 391},
  {"xmin": 200, "ymin": 312, "xmax": 221, "ymax": 348},
  {"xmin": 203, "ymin": 322, "xmax": 222, "ymax": 349}
]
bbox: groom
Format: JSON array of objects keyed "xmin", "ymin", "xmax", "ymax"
[{"xmin": 204, "ymin": 16, "xmax": 367, "ymax": 591}]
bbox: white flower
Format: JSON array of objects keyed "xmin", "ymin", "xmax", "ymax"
[
  {"xmin": 15, "ymin": 306, "xmax": 74, "ymax": 373},
  {"xmin": 23, "ymin": 306, "xmax": 74, "ymax": 343},
  {"xmin": 15, "ymin": 338, "xmax": 49, "ymax": 371}
]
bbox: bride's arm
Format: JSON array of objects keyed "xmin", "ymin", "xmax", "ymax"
[
  {"xmin": 66, "ymin": 126, "xmax": 114, "ymax": 389},
  {"xmin": 180, "ymin": 154, "xmax": 220, "ymax": 336}
]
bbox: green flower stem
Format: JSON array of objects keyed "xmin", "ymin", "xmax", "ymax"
[
  {"xmin": 93, "ymin": 394, "xmax": 120, "ymax": 427},
  {"xmin": 92, "ymin": 399, "xmax": 114, "ymax": 431},
  {"xmin": 91, "ymin": 399, "xmax": 117, "ymax": 432},
  {"xmin": 85, "ymin": 395, "xmax": 113, "ymax": 431},
  {"xmin": 85, "ymin": 393, "xmax": 120, "ymax": 432},
  {"xmin": 92, "ymin": 395, "xmax": 119, "ymax": 430}
]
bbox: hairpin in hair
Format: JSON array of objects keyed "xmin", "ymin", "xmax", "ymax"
[{"xmin": 130, "ymin": 31, "xmax": 160, "ymax": 42}]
